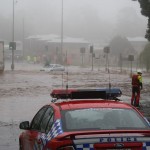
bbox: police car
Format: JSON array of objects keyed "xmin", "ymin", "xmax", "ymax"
[{"xmin": 19, "ymin": 88, "xmax": 150, "ymax": 150}]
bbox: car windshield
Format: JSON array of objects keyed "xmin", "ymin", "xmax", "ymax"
[{"xmin": 61, "ymin": 108, "xmax": 150, "ymax": 131}]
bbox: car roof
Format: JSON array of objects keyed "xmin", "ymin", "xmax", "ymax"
[
  {"xmin": 50, "ymin": 88, "xmax": 131, "ymax": 111},
  {"xmin": 53, "ymin": 99, "xmax": 132, "ymax": 110}
]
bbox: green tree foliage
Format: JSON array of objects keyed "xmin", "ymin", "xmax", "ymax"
[
  {"xmin": 139, "ymin": 43, "xmax": 150, "ymax": 72},
  {"xmin": 132, "ymin": 0, "xmax": 150, "ymax": 41},
  {"xmin": 109, "ymin": 36, "xmax": 136, "ymax": 56},
  {"xmin": 138, "ymin": 0, "xmax": 150, "ymax": 17},
  {"xmin": 138, "ymin": 0, "xmax": 150, "ymax": 41}
]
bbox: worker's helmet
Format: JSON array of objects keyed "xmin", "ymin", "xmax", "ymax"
[{"xmin": 137, "ymin": 69, "xmax": 142, "ymax": 75}]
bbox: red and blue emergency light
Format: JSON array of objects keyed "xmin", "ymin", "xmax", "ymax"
[{"xmin": 50, "ymin": 88, "xmax": 122, "ymax": 100}]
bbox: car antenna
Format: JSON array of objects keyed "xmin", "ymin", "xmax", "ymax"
[
  {"xmin": 65, "ymin": 50, "xmax": 69, "ymax": 99},
  {"xmin": 108, "ymin": 60, "xmax": 111, "ymax": 100},
  {"xmin": 105, "ymin": 46, "xmax": 111, "ymax": 100},
  {"xmin": 62, "ymin": 71, "xmax": 64, "ymax": 88}
]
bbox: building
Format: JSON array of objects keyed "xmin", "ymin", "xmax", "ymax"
[{"xmin": 24, "ymin": 34, "xmax": 90, "ymax": 65}]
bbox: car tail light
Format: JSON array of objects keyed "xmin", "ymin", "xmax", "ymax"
[{"xmin": 58, "ymin": 146, "xmax": 75, "ymax": 150}]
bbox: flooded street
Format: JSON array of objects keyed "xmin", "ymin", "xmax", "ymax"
[{"xmin": 0, "ymin": 62, "xmax": 150, "ymax": 150}]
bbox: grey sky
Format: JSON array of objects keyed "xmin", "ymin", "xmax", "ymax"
[
  {"xmin": 0, "ymin": 0, "xmax": 147, "ymax": 42},
  {"xmin": 0, "ymin": 0, "xmax": 143, "ymax": 18}
]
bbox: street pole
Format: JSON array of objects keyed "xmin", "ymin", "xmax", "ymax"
[
  {"xmin": 92, "ymin": 53, "xmax": 93, "ymax": 71},
  {"xmin": 107, "ymin": 53, "xmax": 109, "ymax": 73},
  {"xmin": 105, "ymin": 53, "xmax": 108, "ymax": 72},
  {"xmin": 98, "ymin": 54, "xmax": 100, "ymax": 71},
  {"xmin": 22, "ymin": 17, "xmax": 25, "ymax": 62},
  {"xmin": 82, "ymin": 53, "xmax": 83, "ymax": 66},
  {"xmin": 130, "ymin": 60, "xmax": 133, "ymax": 77},
  {"xmin": 103, "ymin": 46, "xmax": 110, "ymax": 72},
  {"xmin": 60, "ymin": 0, "xmax": 63, "ymax": 65},
  {"xmin": 11, "ymin": 0, "xmax": 15, "ymax": 70}
]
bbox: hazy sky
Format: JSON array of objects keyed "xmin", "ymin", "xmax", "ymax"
[
  {"xmin": 0, "ymin": 0, "xmax": 143, "ymax": 19},
  {"xmin": 0, "ymin": 0, "xmax": 147, "ymax": 42}
]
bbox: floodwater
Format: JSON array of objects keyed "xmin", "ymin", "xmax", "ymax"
[{"xmin": 0, "ymin": 62, "xmax": 150, "ymax": 149}]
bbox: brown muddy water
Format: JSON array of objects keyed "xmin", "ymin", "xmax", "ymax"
[{"xmin": 0, "ymin": 62, "xmax": 150, "ymax": 149}]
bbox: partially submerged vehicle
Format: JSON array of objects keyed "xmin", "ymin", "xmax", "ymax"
[{"xmin": 41, "ymin": 64, "xmax": 65, "ymax": 72}]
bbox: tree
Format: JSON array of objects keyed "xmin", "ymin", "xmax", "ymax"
[
  {"xmin": 109, "ymin": 36, "xmax": 136, "ymax": 68},
  {"xmin": 138, "ymin": 0, "xmax": 150, "ymax": 41},
  {"xmin": 109, "ymin": 36, "xmax": 136, "ymax": 56},
  {"xmin": 132, "ymin": 0, "xmax": 150, "ymax": 41},
  {"xmin": 139, "ymin": 43, "xmax": 150, "ymax": 72}
]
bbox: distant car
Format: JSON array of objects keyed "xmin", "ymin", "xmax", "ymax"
[
  {"xmin": 41, "ymin": 64, "xmax": 65, "ymax": 72},
  {"xmin": 19, "ymin": 88, "xmax": 150, "ymax": 150}
]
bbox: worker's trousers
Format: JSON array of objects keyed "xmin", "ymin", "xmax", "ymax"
[{"xmin": 131, "ymin": 86, "xmax": 140, "ymax": 106}]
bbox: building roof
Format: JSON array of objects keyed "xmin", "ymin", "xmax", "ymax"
[
  {"xmin": 26, "ymin": 34, "xmax": 89, "ymax": 44},
  {"xmin": 127, "ymin": 37, "xmax": 148, "ymax": 42}
]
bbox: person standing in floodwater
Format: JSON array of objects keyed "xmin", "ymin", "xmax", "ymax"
[{"xmin": 131, "ymin": 69, "xmax": 143, "ymax": 107}]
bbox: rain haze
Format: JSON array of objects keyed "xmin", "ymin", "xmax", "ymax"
[
  {"xmin": 1, "ymin": 0, "xmax": 150, "ymax": 150},
  {"xmin": 0, "ymin": 0, "xmax": 147, "ymax": 42}
]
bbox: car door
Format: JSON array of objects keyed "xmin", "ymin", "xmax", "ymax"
[
  {"xmin": 36, "ymin": 106, "xmax": 54, "ymax": 149},
  {"xmin": 57, "ymin": 64, "xmax": 62, "ymax": 71},
  {"xmin": 52, "ymin": 64, "xmax": 57, "ymax": 71},
  {"xmin": 30, "ymin": 106, "xmax": 54, "ymax": 150},
  {"xmin": 49, "ymin": 64, "xmax": 54, "ymax": 71},
  {"xmin": 22, "ymin": 106, "xmax": 48, "ymax": 150}
]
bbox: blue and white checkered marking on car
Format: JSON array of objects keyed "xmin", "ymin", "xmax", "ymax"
[
  {"xmin": 33, "ymin": 119, "xmax": 63, "ymax": 150},
  {"xmin": 73, "ymin": 137, "xmax": 150, "ymax": 150},
  {"xmin": 46, "ymin": 119, "xmax": 63, "ymax": 141}
]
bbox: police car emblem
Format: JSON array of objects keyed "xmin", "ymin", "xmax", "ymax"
[{"xmin": 115, "ymin": 143, "xmax": 124, "ymax": 148}]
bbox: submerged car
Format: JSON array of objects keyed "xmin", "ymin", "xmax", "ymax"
[
  {"xmin": 19, "ymin": 88, "xmax": 150, "ymax": 150},
  {"xmin": 41, "ymin": 64, "xmax": 65, "ymax": 72}
]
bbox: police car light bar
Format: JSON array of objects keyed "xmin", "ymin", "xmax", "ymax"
[{"xmin": 50, "ymin": 88, "xmax": 122, "ymax": 100}]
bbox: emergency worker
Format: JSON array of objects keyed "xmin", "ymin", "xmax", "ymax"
[{"xmin": 131, "ymin": 69, "xmax": 143, "ymax": 107}]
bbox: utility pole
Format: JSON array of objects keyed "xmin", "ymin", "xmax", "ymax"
[
  {"xmin": 103, "ymin": 46, "xmax": 110, "ymax": 73},
  {"xmin": 90, "ymin": 45, "xmax": 94, "ymax": 71},
  {"xmin": 11, "ymin": 0, "xmax": 15, "ymax": 71},
  {"xmin": 80, "ymin": 47, "xmax": 85, "ymax": 67},
  {"xmin": 128, "ymin": 55, "xmax": 134, "ymax": 77},
  {"xmin": 92, "ymin": 53, "xmax": 94, "ymax": 71},
  {"xmin": 22, "ymin": 17, "xmax": 25, "ymax": 62},
  {"xmin": 98, "ymin": 54, "xmax": 101, "ymax": 71},
  {"xmin": 60, "ymin": 0, "xmax": 64, "ymax": 65}
]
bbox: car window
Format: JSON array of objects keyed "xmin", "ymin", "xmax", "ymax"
[
  {"xmin": 30, "ymin": 106, "xmax": 48, "ymax": 130},
  {"xmin": 49, "ymin": 65, "xmax": 54, "ymax": 68},
  {"xmin": 55, "ymin": 64, "xmax": 59, "ymax": 67},
  {"xmin": 61, "ymin": 108, "xmax": 150, "ymax": 131},
  {"xmin": 46, "ymin": 114, "xmax": 54, "ymax": 133},
  {"xmin": 39, "ymin": 107, "xmax": 54, "ymax": 133}
]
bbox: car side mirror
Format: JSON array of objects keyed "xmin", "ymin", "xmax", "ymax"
[{"xmin": 19, "ymin": 121, "xmax": 30, "ymax": 130}]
